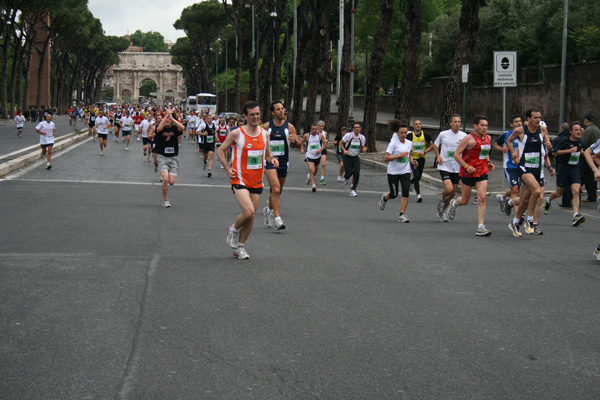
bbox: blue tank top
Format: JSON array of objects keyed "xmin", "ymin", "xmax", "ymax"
[
  {"xmin": 519, "ymin": 125, "xmax": 543, "ymax": 170},
  {"xmin": 268, "ymin": 120, "xmax": 290, "ymax": 163}
]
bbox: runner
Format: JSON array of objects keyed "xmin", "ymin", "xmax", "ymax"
[
  {"xmin": 150, "ymin": 108, "xmax": 184, "ymax": 207},
  {"xmin": 543, "ymin": 121, "xmax": 586, "ymax": 226},
  {"xmin": 448, "ymin": 115, "xmax": 495, "ymax": 236},
  {"xmin": 132, "ymin": 107, "xmax": 144, "ymax": 141},
  {"xmin": 583, "ymin": 136, "xmax": 600, "ymax": 260},
  {"xmin": 216, "ymin": 115, "xmax": 229, "ymax": 169},
  {"xmin": 120, "ymin": 110, "xmax": 133, "ymax": 151},
  {"xmin": 333, "ymin": 126, "xmax": 348, "ymax": 182},
  {"xmin": 14, "ymin": 110, "xmax": 25, "ymax": 137},
  {"xmin": 378, "ymin": 120, "xmax": 417, "ymax": 222},
  {"xmin": 140, "ymin": 113, "xmax": 153, "ymax": 161},
  {"xmin": 217, "ymin": 100, "xmax": 279, "ymax": 260},
  {"xmin": 317, "ymin": 120, "xmax": 328, "ymax": 185},
  {"xmin": 506, "ymin": 108, "xmax": 553, "ymax": 236},
  {"xmin": 407, "ymin": 119, "xmax": 433, "ymax": 203},
  {"xmin": 431, "ymin": 114, "xmax": 467, "ymax": 221},
  {"xmin": 87, "ymin": 108, "xmax": 97, "ymax": 141},
  {"xmin": 113, "ymin": 108, "xmax": 123, "ymax": 141},
  {"xmin": 35, "ymin": 113, "xmax": 55, "ymax": 169},
  {"xmin": 340, "ymin": 122, "xmax": 367, "ymax": 197},
  {"xmin": 187, "ymin": 110, "xmax": 198, "ymax": 142},
  {"xmin": 94, "ymin": 109, "xmax": 110, "ymax": 156},
  {"xmin": 493, "ymin": 114, "xmax": 523, "ymax": 216},
  {"xmin": 300, "ymin": 124, "xmax": 327, "ymax": 192},
  {"xmin": 200, "ymin": 114, "xmax": 217, "ymax": 177},
  {"xmin": 262, "ymin": 101, "xmax": 301, "ymax": 230}
]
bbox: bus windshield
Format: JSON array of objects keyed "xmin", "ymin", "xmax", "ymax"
[{"xmin": 197, "ymin": 95, "xmax": 216, "ymax": 105}]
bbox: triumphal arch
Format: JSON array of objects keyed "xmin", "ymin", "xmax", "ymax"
[{"xmin": 112, "ymin": 52, "xmax": 184, "ymax": 105}]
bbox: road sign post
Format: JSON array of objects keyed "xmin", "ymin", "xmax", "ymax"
[{"xmin": 493, "ymin": 51, "xmax": 517, "ymax": 132}]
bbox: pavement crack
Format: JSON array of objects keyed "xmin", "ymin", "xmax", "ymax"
[{"xmin": 116, "ymin": 254, "xmax": 159, "ymax": 400}]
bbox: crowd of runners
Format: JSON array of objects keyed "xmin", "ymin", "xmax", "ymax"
[{"xmin": 13, "ymin": 102, "xmax": 600, "ymax": 261}]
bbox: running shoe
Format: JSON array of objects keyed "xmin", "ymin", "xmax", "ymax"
[
  {"xmin": 594, "ymin": 247, "xmax": 600, "ymax": 261},
  {"xmin": 203, "ymin": 162, "xmax": 207, "ymax": 171},
  {"xmin": 542, "ymin": 197, "xmax": 551, "ymax": 215},
  {"xmin": 320, "ymin": 178, "xmax": 326, "ymax": 185},
  {"xmin": 437, "ymin": 195, "xmax": 445, "ymax": 215},
  {"xmin": 162, "ymin": 200, "xmax": 171, "ymax": 208},
  {"xmin": 530, "ymin": 223, "xmax": 543, "ymax": 235},
  {"xmin": 379, "ymin": 193, "xmax": 387, "ymax": 210},
  {"xmin": 306, "ymin": 173, "xmax": 311, "ymax": 185},
  {"xmin": 417, "ymin": 194, "xmax": 423, "ymax": 203},
  {"xmin": 312, "ymin": 185, "xmax": 317, "ymax": 192},
  {"xmin": 125, "ymin": 147, "xmax": 128, "ymax": 151},
  {"xmin": 496, "ymin": 194, "xmax": 505, "ymax": 212},
  {"xmin": 448, "ymin": 199, "xmax": 457, "ymax": 220},
  {"xmin": 397, "ymin": 214, "xmax": 409, "ymax": 223},
  {"xmin": 274, "ymin": 219, "xmax": 286, "ymax": 230},
  {"xmin": 572, "ymin": 213, "xmax": 586, "ymax": 227},
  {"xmin": 227, "ymin": 224, "xmax": 239, "ymax": 248},
  {"xmin": 524, "ymin": 221, "xmax": 535, "ymax": 234},
  {"xmin": 233, "ymin": 246, "xmax": 250, "ymax": 260},
  {"xmin": 337, "ymin": 176, "xmax": 342, "ymax": 182},
  {"xmin": 473, "ymin": 197, "xmax": 479, "ymax": 205},
  {"xmin": 476, "ymin": 225, "xmax": 492, "ymax": 236},
  {"xmin": 508, "ymin": 221, "xmax": 522, "ymax": 237},
  {"xmin": 263, "ymin": 207, "xmax": 274, "ymax": 228},
  {"xmin": 504, "ymin": 200, "xmax": 513, "ymax": 216},
  {"xmin": 154, "ymin": 164, "xmax": 158, "ymax": 173},
  {"xmin": 342, "ymin": 178, "xmax": 348, "ymax": 185},
  {"xmin": 46, "ymin": 164, "xmax": 52, "ymax": 170},
  {"xmin": 440, "ymin": 211, "xmax": 449, "ymax": 222},
  {"xmin": 207, "ymin": 170, "xmax": 212, "ymax": 178},
  {"xmin": 349, "ymin": 190, "xmax": 358, "ymax": 197}
]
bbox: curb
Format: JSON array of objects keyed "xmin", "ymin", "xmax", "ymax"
[{"xmin": 0, "ymin": 130, "xmax": 88, "ymax": 178}]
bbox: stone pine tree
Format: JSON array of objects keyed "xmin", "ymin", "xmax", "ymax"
[
  {"xmin": 439, "ymin": 0, "xmax": 480, "ymax": 130},
  {"xmin": 394, "ymin": 0, "xmax": 422, "ymax": 121},
  {"xmin": 363, "ymin": 0, "xmax": 394, "ymax": 152}
]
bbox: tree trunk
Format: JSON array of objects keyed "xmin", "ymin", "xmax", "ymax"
[
  {"xmin": 317, "ymin": 0, "xmax": 333, "ymax": 129},
  {"xmin": 337, "ymin": 0, "xmax": 359, "ymax": 133},
  {"xmin": 1, "ymin": 9, "xmax": 17, "ymax": 118},
  {"xmin": 258, "ymin": 20, "xmax": 274, "ymax": 122},
  {"xmin": 290, "ymin": 0, "xmax": 311, "ymax": 133},
  {"xmin": 439, "ymin": 0, "xmax": 480, "ymax": 130},
  {"xmin": 394, "ymin": 0, "xmax": 422, "ymax": 121},
  {"xmin": 363, "ymin": 0, "xmax": 394, "ymax": 152}
]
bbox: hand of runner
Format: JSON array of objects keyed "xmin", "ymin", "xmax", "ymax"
[{"xmin": 227, "ymin": 168, "xmax": 237, "ymax": 179}]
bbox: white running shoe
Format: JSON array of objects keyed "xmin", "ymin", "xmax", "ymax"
[
  {"xmin": 306, "ymin": 173, "xmax": 310, "ymax": 185},
  {"xmin": 263, "ymin": 207, "xmax": 274, "ymax": 228},
  {"xmin": 416, "ymin": 194, "xmax": 423, "ymax": 203},
  {"xmin": 448, "ymin": 199, "xmax": 457, "ymax": 220},
  {"xmin": 397, "ymin": 214, "xmax": 409, "ymax": 223},
  {"xmin": 349, "ymin": 190, "xmax": 358, "ymax": 197},
  {"xmin": 233, "ymin": 246, "xmax": 250, "ymax": 259},
  {"xmin": 379, "ymin": 193, "xmax": 387, "ymax": 210},
  {"xmin": 162, "ymin": 200, "xmax": 171, "ymax": 208},
  {"xmin": 274, "ymin": 219, "xmax": 286, "ymax": 230},
  {"xmin": 496, "ymin": 194, "xmax": 505, "ymax": 212},
  {"xmin": 226, "ymin": 224, "xmax": 239, "ymax": 249}
]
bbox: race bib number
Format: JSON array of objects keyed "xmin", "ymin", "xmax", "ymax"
[
  {"xmin": 309, "ymin": 144, "xmax": 320, "ymax": 150},
  {"xmin": 413, "ymin": 143, "xmax": 424, "ymax": 152},
  {"xmin": 569, "ymin": 151, "xmax": 580, "ymax": 165},
  {"xmin": 396, "ymin": 156, "xmax": 409, "ymax": 164},
  {"xmin": 247, "ymin": 150, "xmax": 263, "ymax": 169},
  {"xmin": 270, "ymin": 140, "xmax": 285, "ymax": 156},
  {"xmin": 164, "ymin": 147, "xmax": 175, "ymax": 154},
  {"xmin": 350, "ymin": 144, "xmax": 360, "ymax": 150},
  {"xmin": 479, "ymin": 144, "xmax": 491, "ymax": 159},
  {"xmin": 524, "ymin": 152, "xmax": 540, "ymax": 168},
  {"xmin": 123, "ymin": 123, "xmax": 130, "ymax": 129},
  {"xmin": 447, "ymin": 150, "xmax": 455, "ymax": 158},
  {"xmin": 206, "ymin": 136, "xmax": 214, "ymax": 143}
]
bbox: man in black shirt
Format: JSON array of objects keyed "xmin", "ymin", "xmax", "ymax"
[{"xmin": 151, "ymin": 108, "xmax": 185, "ymax": 207}]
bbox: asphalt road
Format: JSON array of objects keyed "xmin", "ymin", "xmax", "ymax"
[{"xmin": 1, "ymin": 121, "xmax": 600, "ymax": 399}]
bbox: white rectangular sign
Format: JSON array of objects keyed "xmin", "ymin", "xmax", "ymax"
[
  {"xmin": 494, "ymin": 51, "xmax": 517, "ymax": 87},
  {"xmin": 462, "ymin": 64, "xmax": 469, "ymax": 83}
]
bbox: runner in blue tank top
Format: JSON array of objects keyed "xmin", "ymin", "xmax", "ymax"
[{"xmin": 262, "ymin": 101, "xmax": 301, "ymax": 230}]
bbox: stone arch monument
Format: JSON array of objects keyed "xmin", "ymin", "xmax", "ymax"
[{"xmin": 112, "ymin": 52, "xmax": 183, "ymax": 105}]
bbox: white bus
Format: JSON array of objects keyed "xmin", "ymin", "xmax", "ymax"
[
  {"xmin": 185, "ymin": 95, "xmax": 197, "ymax": 114},
  {"xmin": 196, "ymin": 93, "xmax": 217, "ymax": 116}
]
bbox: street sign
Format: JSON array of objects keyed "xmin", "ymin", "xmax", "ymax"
[
  {"xmin": 494, "ymin": 51, "xmax": 517, "ymax": 87},
  {"xmin": 462, "ymin": 64, "xmax": 469, "ymax": 83}
]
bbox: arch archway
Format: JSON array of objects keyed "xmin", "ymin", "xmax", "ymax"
[
  {"xmin": 122, "ymin": 89, "xmax": 132, "ymax": 103},
  {"xmin": 139, "ymin": 78, "xmax": 157, "ymax": 98}
]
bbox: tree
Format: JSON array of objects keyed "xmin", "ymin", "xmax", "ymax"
[
  {"xmin": 139, "ymin": 79, "xmax": 157, "ymax": 98},
  {"xmin": 337, "ymin": 0, "xmax": 360, "ymax": 133},
  {"xmin": 394, "ymin": 0, "xmax": 422, "ymax": 121},
  {"xmin": 129, "ymin": 30, "xmax": 168, "ymax": 52},
  {"xmin": 363, "ymin": 0, "xmax": 395, "ymax": 152},
  {"xmin": 439, "ymin": 0, "xmax": 480, "ymax": 130}
]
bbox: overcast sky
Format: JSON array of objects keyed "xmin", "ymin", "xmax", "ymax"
[{"xmin": 87, "ymin": 0, "xmax": 191, "ymax": 42}]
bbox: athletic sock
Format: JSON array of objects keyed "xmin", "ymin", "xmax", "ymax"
[
  {"xmin": 527, "ymin": 215, "xmax": 534, "ymax": 222},
  {"xmin": 513, "ymin": 217, "xmax": 520, "ymax": 225},
  {"xmin": 507, "ymin": 199, "xmax": 512, "ymax": 206}
]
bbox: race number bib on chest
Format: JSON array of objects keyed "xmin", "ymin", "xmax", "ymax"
[
  {"xmin": 569, "ymin": 151, "xmax": 580, "ymax": 165},
  {"xmin": 165, "ymin": 147, "xmax": 175, "ymax": 154},
  {"xmin": 270, "ymin": 140, "xmax": 285, "ymax": 156},
  {"xmin": 524, "ymin": 152, "xmax": 540, "ymax": 168},
  {"xmin": 413, "ymin": 143, "xmax": 424, "ymax": 152},
  {"xmin": 479, "ymin": 144, "xmax": 491, "ymax": 159},
  {"xmin": 247, "ymin": 150, "xmax": 263, "ymax": 169},
  {"xmin": 206, "ymin": 136, "xmax": 214, "ymax": 143}
]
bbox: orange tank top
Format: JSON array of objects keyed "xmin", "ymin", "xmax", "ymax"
[{"xmin": 231, "ymin": 126, "xmax": 267, "ymax": 188}]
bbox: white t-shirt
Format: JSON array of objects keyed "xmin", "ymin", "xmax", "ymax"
[
  {"xmin": 36, "ymin": 121, "xmax": 55, "ymax": 144},
  {"xmin": 140, "ymin": 119, "xmax": 153, "ymax": 138},
  {"xmin": 15, "ymin": 115, "xmax": 25, "ymax": 127},
  {"xmin": 187, "ymin": 115, "xmax": 198, "ymax": 129},
  {"xmin": 341, "ymin": 132, "xmax": 366, "ymax": 157},
  {"xmin": 386, "ymin": 138, "xmax": 413, "ymax": 175},
  {"xmin": 120, "ymin": 116, "xmax": 133, "ymax": 131},
  {"xmin": 434, "ymin": 129, "xmax": 467, "ymax": 173},
  {"xmin": 95, "ymin": 116, "xmax": 110, "ymax": 134}
]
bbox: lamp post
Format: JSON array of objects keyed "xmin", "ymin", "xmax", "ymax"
[{"xmin": 270, "ymin": 7, "xmax": 277, "ymax": 101}]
